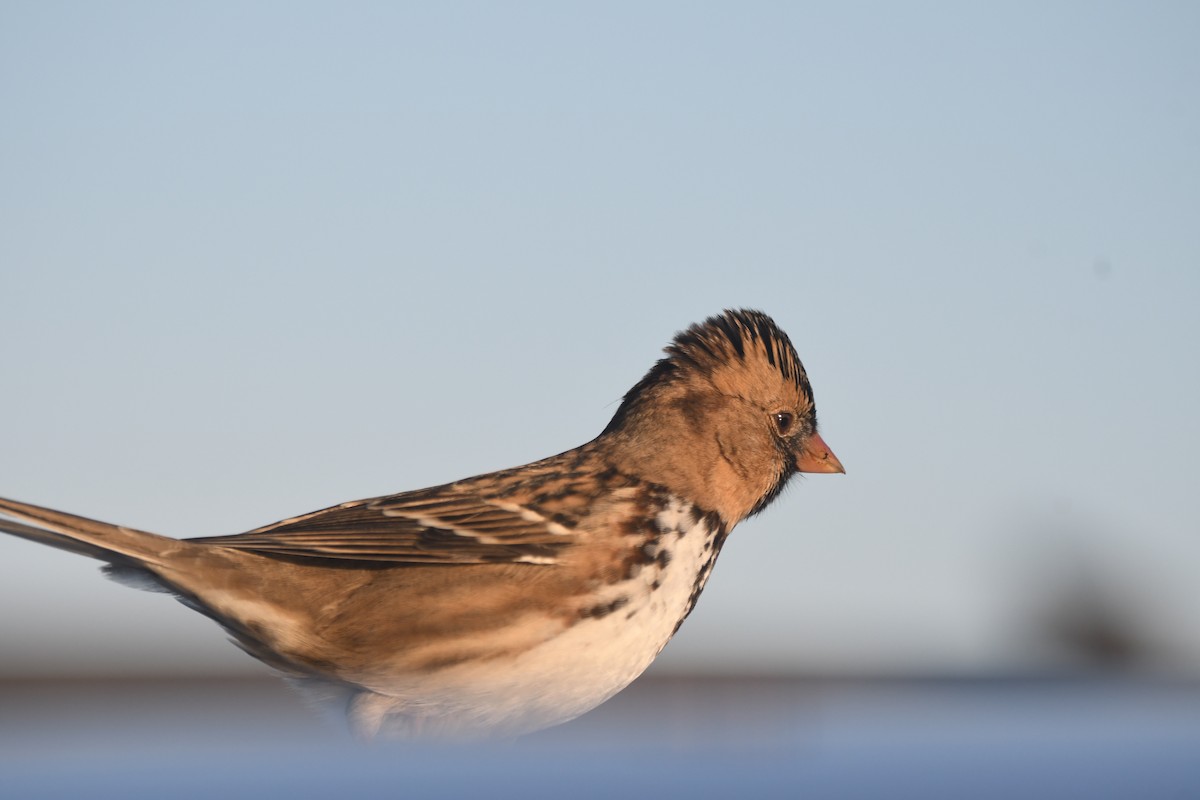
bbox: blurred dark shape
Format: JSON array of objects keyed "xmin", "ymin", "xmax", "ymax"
[
  {"xmin": 1005, "ymin": 512, "xmax": 1160, "ymax": 673},
  {"xmin": 1036, "ymin": 557, "xmax": 1147, "ymax": 669},
  {"xmin": 1092, "ymin": 257, "xmax": 1113, "ymax": 279}
]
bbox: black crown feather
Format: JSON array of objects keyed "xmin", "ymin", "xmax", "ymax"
[{"xmin": 604, "ymin": 309, "xmax": 812, "ymax": 434}]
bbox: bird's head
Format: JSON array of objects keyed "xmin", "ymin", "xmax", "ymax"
[{"xmin": 602, "ymin": 309, "xmax": 843, "ymax": 525}]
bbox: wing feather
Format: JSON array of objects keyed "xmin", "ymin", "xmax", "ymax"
[{"xmin": 190, "ymin": 489, "xmax": 576, "ymax": 565}]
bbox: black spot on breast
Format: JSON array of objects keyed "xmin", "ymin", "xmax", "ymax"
[
  {"xmin": 580, "ymin": 595, "xmax": 631, "ymax": 620},
  {"xmin": 673, "ymin": 518, "xmax": 731, "ymax": 635}
]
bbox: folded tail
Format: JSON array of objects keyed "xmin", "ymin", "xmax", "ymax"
[{"xmin": 0, "ymin": 496, "xmax": 175, "ymax": 566}]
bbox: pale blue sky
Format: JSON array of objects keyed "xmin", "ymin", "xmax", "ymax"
[{"xmin": 2, "ymin": 2, "xmax": 1197, "ymax": 677}]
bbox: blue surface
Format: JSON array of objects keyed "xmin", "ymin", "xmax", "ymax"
[{"xmin": 2, "ymin": 676, "xmax": 1197, "ymax": 799}]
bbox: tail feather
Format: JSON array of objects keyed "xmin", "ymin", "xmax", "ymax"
[{"xmin": 0, "ymin": 496, "xmax": 174, "ymax": 566}]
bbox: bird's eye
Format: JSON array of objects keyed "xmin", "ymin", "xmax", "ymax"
[{"xmin": 773, "ymin": 412, "xmax": 795, "ymax": 435}]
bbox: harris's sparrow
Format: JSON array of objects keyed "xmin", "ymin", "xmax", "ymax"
[{"xmin": 0, "ymin": 309, "xmax": 843, "ymax": 739}]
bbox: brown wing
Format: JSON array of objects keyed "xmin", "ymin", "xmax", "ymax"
[{"xmin": 191, "ymin": 487, "xmax": 577, "ymax": 565}]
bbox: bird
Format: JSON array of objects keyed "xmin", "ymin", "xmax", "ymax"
[{"xmin": 0, "ymin": 309, "xmax": 843, "ymax": 739}]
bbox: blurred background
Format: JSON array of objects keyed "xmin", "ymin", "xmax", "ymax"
[{"xmin": 1, "ymin": 2, "xmax": 1197, "ymax": 797}]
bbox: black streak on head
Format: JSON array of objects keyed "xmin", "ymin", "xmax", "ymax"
[
  {"xmin": 747, "ymin": 465, "xmax": 796, "ymax": 518},
  {"xmin": 602, "ymin": 309, "xmax": 813, "ymax": 436}
]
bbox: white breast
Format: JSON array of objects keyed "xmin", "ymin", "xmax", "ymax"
[{"xmin": 345, "ymin": 495, "xmax": 723, "ymax": 739}]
